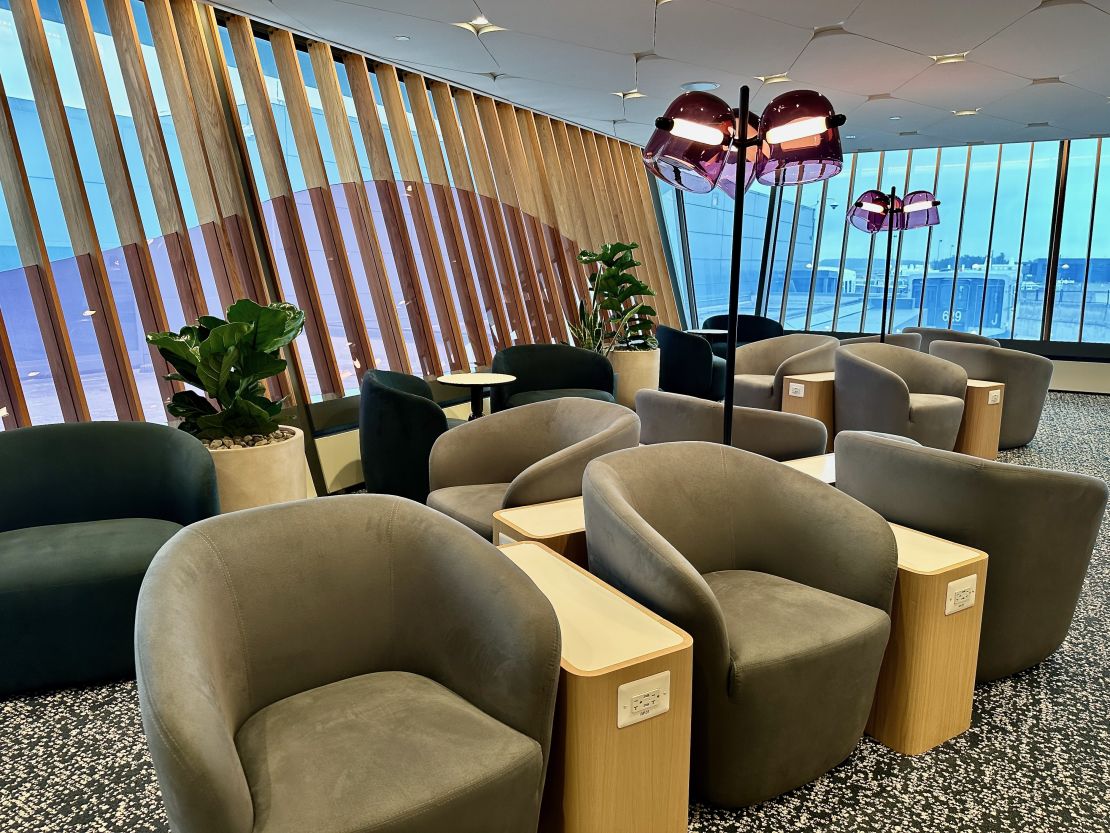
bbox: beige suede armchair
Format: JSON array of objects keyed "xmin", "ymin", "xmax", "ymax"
[
  {"xmin": 732, "ymin": 333, "xmax": 838, "ymax": 410},
  {"xmin": 428, "ymin": 398, "xmax": 640, "ymax": 539},
  {"xmin": 835, "ymin": 342, "xmax": 968, "ymax": 449},
  {"xmin": 839, "ymin": 332, "xmax": 923, "ymax": 350}
]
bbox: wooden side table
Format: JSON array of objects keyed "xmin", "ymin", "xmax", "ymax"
[
  {"xmin": 781, "ymin": 452, "xmax": 836, "ymax": 484},
  {"xmin": 867, "ymin": 524, "xmax": 988, "ymax": 756},
  {"xmin": 436, "ymin": 372, "xmax": 516, "ymax": 419},
  {"xmin": 493, "ymin": 497, "xmax": 587, "ymax": 567},
  {"xmin": 781, "ymin": 371, "xmax": 836, "ymax": 451},
  {"xmin": 498, "ymin": 542, "xmax": 693, "ymax": 833},
  {"xmin": 954, "ymin": 379, "xmax": 1005, "ymax": 460}
]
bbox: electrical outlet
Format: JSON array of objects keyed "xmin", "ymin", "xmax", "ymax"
[
  {"xmin": 788, "ymin": 382, "xmax": 805, "ymax": 398},
  {"xmin": 617, "ymin": 671, "xmax": 670, "ymax": 728},
  {"xmin": 987, "ymin": 389, "xmax": 1001, "ymax": 405},
  {"xmin": 945, "ymin": 574, "xmax": 977, "ymax": 615}
]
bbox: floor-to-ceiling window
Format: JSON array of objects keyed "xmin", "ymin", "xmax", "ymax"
[{"xmin": 661, "ymin": 137, "xmax": 1108, "ymax": 347}]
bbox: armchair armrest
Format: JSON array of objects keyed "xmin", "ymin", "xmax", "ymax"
[
  {"xmin": 428, "ymin": 407, "xmax": 547, "ymax": 490},
  {"xmin": 835, "ymin": 349, "xmax": 912, "ymax": 433}
]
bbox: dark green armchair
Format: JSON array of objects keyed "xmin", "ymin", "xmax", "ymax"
[
  {"xmin": 490, "ymin": 344, "xmax": 616, "ymax": 411},
  {"xmin": 0, "ymin": 421, "xmax": 218, "ymax": 696},
  {"xmin": 658, "ymin": 325, "xmax": 727, "ymax": 400}
]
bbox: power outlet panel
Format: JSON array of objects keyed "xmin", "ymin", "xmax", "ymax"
[
  {"xmin": 788, "ymin": 382, "xmax": 806, "ymax": 398},
  {"xmin": 987, "ymin": 389, "xmax": 1002, "ymax": 405},
  {"xmin": 945, "ymin": 574, "xmax": 977, "ymax": 615},
  {"xmin": 617, "ymin": 670, "xmax": 671, "ymax": 728}
]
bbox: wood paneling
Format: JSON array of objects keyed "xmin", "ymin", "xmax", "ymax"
[
  {"xmin": 376, "ymin": 64, "xmax": 468, "ymax": 369},
  {"xmin": 10, "ymin": 0, "xmax": 144, "ymax": 421},
  {"xmin": 0, "ymin": 308, "xmax": 30, "ymax": 429},
  {"xmin": 342, "ymin": 53, "xmax": 440, "ymax": 375},
  {"xmin": 405, "ymin": 73, "xmax": 492, "ymax": 364},
  {"xmin": 308, "ymin": 40, "xmax": 411, "ymax": 374}
]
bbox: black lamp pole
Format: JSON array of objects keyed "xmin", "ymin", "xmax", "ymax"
[
  {"xmin": 879, "ymin": 185, "xmax": 897, "ymax": 344},
  {"xmin": 721, "ymin": 85, "xmax": 751, "ymax": 446}
]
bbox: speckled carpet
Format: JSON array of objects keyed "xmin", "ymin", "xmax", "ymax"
[{"xmin": 2, "ymin": 392, "xmax": 1108, "ymax": 833}]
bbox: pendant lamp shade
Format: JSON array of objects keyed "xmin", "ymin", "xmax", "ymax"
[
  {"xmin": 716, "ymin": 111, "xmax": 761, "ymax": 199},
  {"xmin": 902, "ymin": 190, "xmax": 942, "ymax": 229},
  {"xmin": 643, "ymin": 91, "xmax": 734, "ymax": 194},
  {"xmin": 754, "ymin": 90, "xmax": 844, "ymax": 187},
  {"xmin": 848, "ymin": 189, "xmax": 900, "ymax": 233}
]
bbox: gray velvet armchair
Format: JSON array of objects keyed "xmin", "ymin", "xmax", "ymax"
[
  {"xmin": 136, "ymin": 495, "xmax": 561, "ymax": 833},
  {"xmin": 732, "ymin": 333, "xmax": 838, "ymax": 410},
  {"xmin": 839, "ymin": 332, "xmax": 923, "ymax": 350},
  {"xmin": 835, "ymin": 342, "xmax": 968, "ymax": 449},
  {"xmin": 930, "ymin": 341, "xmax": 1053, "ymax": 449},
  {"xmin": 902, "ymin": 326, "xmax": 1000, "ymax": 353},
  {"xmin": 836, "ymin": 431, "xmax": 1107, "ymax": 681},
  {"xmin": 635, "ymin": 389, "xmax": 827, "ymax": 460},
  {"xmin": 428, "ymin": 398, "xmax": 640, "ymax": 539},
  {"xmin": 583, "ymin": 442, "xmax": 896, "ymax": 807}
]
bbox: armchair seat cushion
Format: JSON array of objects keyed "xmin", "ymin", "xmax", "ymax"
[
  {"xmin": 426, "ymin": 483, "xmax": 511, "ymax": 539},
  {"xmin": 506, "ymin": 388, "xmax": 616, "ymax": 408},
  {"xmin": 732, "ymin": 374, "xmax": 776, "ymax": 409},
  {"xmin": 0, "ymin": 518, "xmax": 182, "ymax": 695},
  {"xmin": 236, "ymin": 671, "xmax": 544, "ymax": 833},
  {"xmin": 908, "ymin": 393, "xmax": 966, "ymax": 448}
]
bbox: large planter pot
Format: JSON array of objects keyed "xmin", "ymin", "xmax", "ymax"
[
  {"xmin": 607, "ymin": 349, "xmax": 660, "ymax": 410},
  {"xmin": 208, "ymin": 426, "xmax": 307, "ymax": 513}
]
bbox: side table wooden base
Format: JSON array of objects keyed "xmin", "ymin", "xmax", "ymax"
[
  {"xmin": 781, "ymin": 371, "xmax": 836, "ymax": 451},
  {"xmin": 954, "ymin": 379, "xmax": 1005, "ymax": 460}
]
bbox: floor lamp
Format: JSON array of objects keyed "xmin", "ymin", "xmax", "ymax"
[
  {"xmin": 848, "ymin": 188, "xmax": 941, "ymax": 342},
  {"xmin": 643, "ymin": 89, "xmax": 848, "ymax": 444}
]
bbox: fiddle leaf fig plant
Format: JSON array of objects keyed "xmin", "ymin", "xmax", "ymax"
[
  {"xmin": 146, "ymin": 299, "xmax": 305, "ymax": 440},
  {"xmin": 571, "ymin": 241, "xmax": 658, "ymax": 356}
]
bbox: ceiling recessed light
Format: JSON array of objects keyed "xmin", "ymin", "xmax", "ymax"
[
  {"xmin": 612, "ymin": 89, "xmax": 646, "ymax": 99},
  {"xmin": 393, "ymin": 35, "xmax": 411, "ymax": 42},
  {"xmin": 755, "ymin": 73, "xmax": 791, "ymax": 84},
  {"xmin": 898, "ymin": 130, "xmax": 919, "ymax": 136},
  {"xmin": 681, "ymin": 81, "xmax": 720, "ymax": 92},
  {"xmin": 1027, "ymin": 121, "xmax": 1051, "ymax": 128},
  {"xmin": 931, "ymin": 52, "xmax": 968, "ymax": 65},
  {"xmin": 888, "ymin": 116, "xmax": 901, "ymax": 121},
  {"xmin": 953, "ymin": 108, "xmax": 980, "ymax": 116},
  {"xmin": 454, "ymin": 15, "xmax": 505, "ymax": 35},
  {"xmin": 845, "ymin": 134, "xmax": 857, "ymax": 139}
]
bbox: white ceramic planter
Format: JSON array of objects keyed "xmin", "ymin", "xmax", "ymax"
[
  {"xmin": 209, "ymin": 426, "xmax": 307, "ymax": 513},
  {"xmin": 607, "ymin": 349, "xmax": 660, "ymax": 410}
]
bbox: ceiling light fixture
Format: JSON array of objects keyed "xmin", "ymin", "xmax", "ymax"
[
  {"xmin": 931, "ymin": 52, "xmax": 968, "ymax": 64},
  {"xmin": 681, "ymin": 81, "xmax": 720, "ymax": 92},
  {"xmin": 393, "ymin": 35, "xmax": 411, "ymax": 42},
  {"xmin": 953, "ymin": 108, "xmax": 980, "ymax": 116},
  {"xmin": 755, "ymin": 73, "xmax": 791, "ymax": 84},
  {"xmin": 888, "ymin": 116, "xmax": 901, "ymax": 121},
  {"xmin": 613, "ymin": 89, "xmax": 646, "ymax": 99},
  {"xmin": 454, "ymin": 15, "xmax": 505, "ymax": 35}
]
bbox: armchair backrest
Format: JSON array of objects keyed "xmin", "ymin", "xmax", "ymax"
[
  {"xmin": 702, "ymin": 314, "xmax": 784, "ymax": 342},
  {"xmin": 903, "ymin": 326, "xmax": 1000, "ymax": 353},
  {"xmin": 0, "ymin": 421, "xmax": 218, "ymax": 532},
  {"xmin": 733, "ymin": 333, "xmax": 837, "ymax": 376},
  {"xmin": 839, "ymin": 342, "xmax": 967, "ymax": 398},
  {"xmin": 490, "ymin": 344, "xmax": 614, "ymax": 410},
  {"xmin": 835, "ymin": 431, "xmax": 1107, "ymax": 680},
  {"xmin": 658, "ymin": 325, "xmax": 714, "ymax": 396},
  {"xmin": 839, "ymin": 333, "xmax": 923, "ymax": 351},
  {"xmin": 360, "ymin": 370, "xmax": 448, "ymax": 502}
]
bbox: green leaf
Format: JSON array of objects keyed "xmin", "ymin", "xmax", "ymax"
[{"xmin": 227, "ymin": 299, "xmax": 306, "ymax": 353}]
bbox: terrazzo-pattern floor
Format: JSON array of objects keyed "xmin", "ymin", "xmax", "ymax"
[{"xmin": 2, "ymin": 392, "xmax": 1108, "ymax": 833}]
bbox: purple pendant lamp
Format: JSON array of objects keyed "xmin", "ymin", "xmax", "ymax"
[
  {"xmin": 848, "ymin": 187, "xmax": 940, "ymax": 342},
  {"xmin": 643, "ymin": 87, "xmax": 846, "ymax": 444}
]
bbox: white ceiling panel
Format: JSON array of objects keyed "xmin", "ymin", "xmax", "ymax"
[
  {"xmin": 481, "ymin": 30, "xmax": 635, "ymax": 92},
  {"xmin": 492, "ymin": 76, "xmax": 624, "ymax": 122},
  {"xmin": 633, "ymin": 56, "xmax": 747, "ymax": 102},
  {"xmin": 846, "ymin": 96, "xmax": 950, "ymax": 135},
  {"xmin": 614, "ymin": 121, "xmax": 654, "ymax": 145},
  {"xmin": 750, "ymin": 80, "xmax": 866, "ymax": 115},
  {"xmin": 919, "ymin": 113, "xmax": 1029, "ymax": 146},
  {"xmin": 982, "ymin": 80, "xmax": 1109, "ymax": 125},
  {"xmin": 970, "ymin": 0, "xmax": 1110, "ymax": 79},
  {"xmin": 655, "ymin": 1, "xmax": 813, "ymax": 79},
  {"xmin": 326, "ymin": 0, "xmax": 479, "ymax": 23},
  {"xmin": 789, "ymin": 28, "xmax": 933, "ymax": 97},
  {"xmin": 894, "ymin": 61, "xmax": 1029, "ymax": 111},
  {"xmin": 479, "ymin": 0, "xmax": 656, "ymax": 55},
  {"xmin": 713, "ymin": 0, "xmax": 860, "ymax": 30},
  {"xmin": 844, "ymin": 0, "xmax": 1038, "ymax": 55},
  {"xmin": 621, "ymin": 95, "xmax": 675, "ymax": 126},
  {"xmin": 1065, "ymin": 59, "xmax": 1110, "ymax": 96},
  {"xmin": 270, "ymin": 0, "xmax": 498, "ymax": 73}
]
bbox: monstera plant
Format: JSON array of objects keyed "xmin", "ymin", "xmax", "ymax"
[
  {"xmin": 147, "ymin": 300, "xmax": 305, "ymax": 441},
  {"xmin": 572, "ymin": 241, "xmax": 658, "ymax": 356}
]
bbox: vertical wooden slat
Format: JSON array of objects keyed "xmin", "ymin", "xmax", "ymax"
[
  {"xmin": 308, "ymin": 40, "xmax": 411, "ymax": 374},
  {"xmin": 534, "ymin": 115, "xmax": 588, "ymax": 279},
  {"xmin": 499, "ymin": 104, "xmax": 571, "ymax": 340},
  {"xmin": 376, "ymin": 64, "xmax": 468, "ymax": 369},
  {"xmin": 342, "ymin": 54, "xmax": 440, "ymax": 376},
  {"xmin": 549, "ymin": 120, "xmax": 601, "ymax": 294},
  {"xmin": 225, "ymin": 17, "xmax": 344, "ymax": 395},
  {"xmin": 622, "ymin": 140, "xmax": 681, "ymax": 326},
  {"xmin": 404, "ymin": 73, "xmax": 492, "ymax": 364},
  {"xmin": 104, "ymin": 0, "xmax": 207, "ymax": 324},
  {"xmin": 453, "ymin": 89, "xmax": 531, "ymax": 343},
  {"xmin": 268, "ymin": 29, "xmax": 377, "ymax": 383},
  {"xmin": 58, "ymin": 0, "xmax": 175, "ymax": 406},
  {"xmin": 0, "ymin": 307, "xmax": 31, "ymax": 429},
  {"xmin": 428, "ymin": 81, "xmax": 512, "ymax": 351},
  {"xmin": 10, "ymin": 0, "xmax": 144, "ymax": 420},
  {"xmin": 566, "ymin": 126, "xmax": 611, "ymax": 248},
  {"xmin": 476, "ymin": 94, "xmax": 551, "ymax": 341}
]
